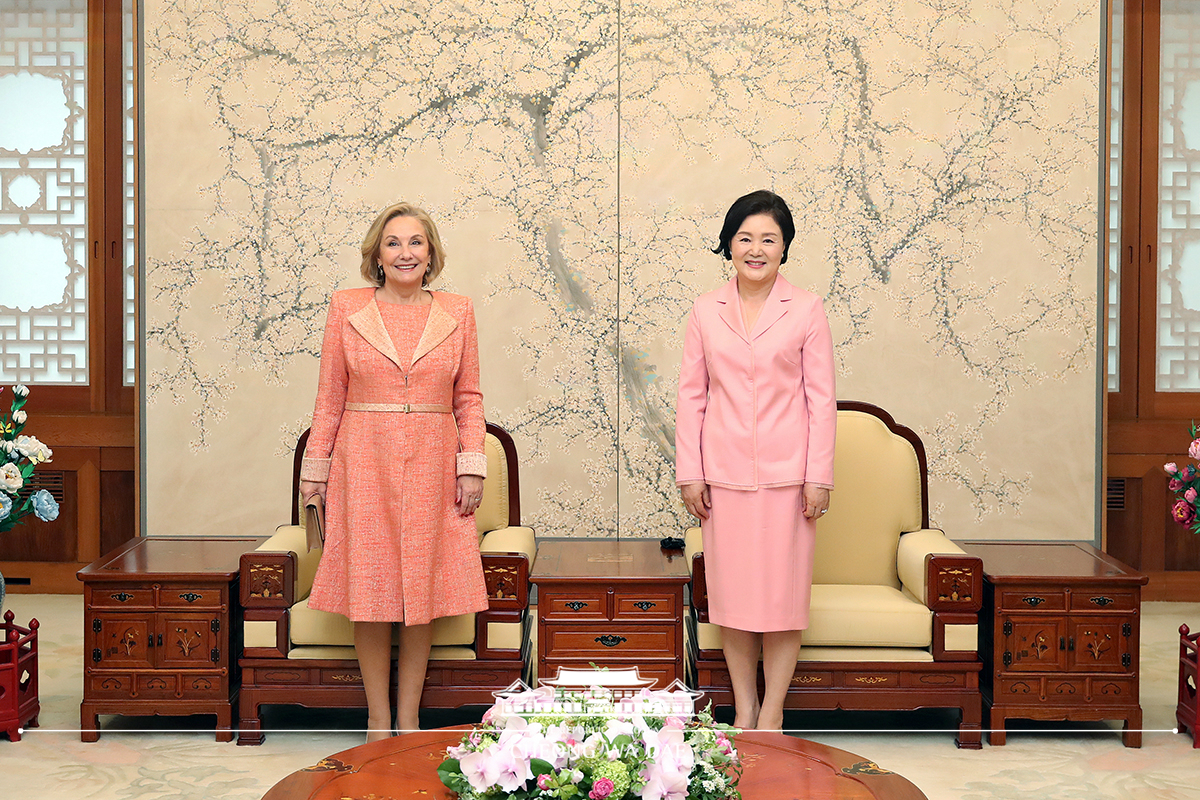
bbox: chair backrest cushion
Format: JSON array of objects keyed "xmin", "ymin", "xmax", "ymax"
[
  {"xmin": 811, "ymin": 410, "xmax": 924, "ymax": 588},
  {"xmin": 476, "ymin": 431, "xmax": 509, "ymax": 534}
]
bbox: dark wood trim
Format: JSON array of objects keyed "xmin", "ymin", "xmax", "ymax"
[
  {"xmin": 289, "ymin": 429, "xmax": 311, "ymax": 526},
  {"xmin": 837, "ymin": 400, "xmax": 930, "ymax": 528}
]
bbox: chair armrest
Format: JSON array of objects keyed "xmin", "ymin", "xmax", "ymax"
[
  {"xmin": 480, "ymin": 526, "xmax": 535, "ymax": 614},
  {"xmin": 240, "ymin": 525, "xmax": 307, "ymax": 609},
  {"xmin": 683, "ymin": 526, "xmax": 708, "ymax": 620},
  {"xmin": 897, "ymin": 528, "xmax": 983, "ymax": 612}
]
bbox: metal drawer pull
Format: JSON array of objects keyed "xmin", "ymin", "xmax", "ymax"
[
  {"xmin": 565, "ymin": 601, "xmax": 588, "ymax": 611},
  {"xmin": 110, "ymin": 592, "xmax": 133, "ymax": 603},
  {"xmin": 1021, "ymin": 596, "xmax": 1046, "ymax": 607},
  {"xmin": 179, "ymin": 592, "xmax": 202, "ymax": 603},
  {"xmin": 633, "ymin": 601, "xmax": 657, "ymax": 611},
  {"xmin": 595, "ymin": 635, "xmax": 627, "ymax": 648},
  {"xmin": 1089, "ymin": 596, "xmax": 1115, "ymax": 607}
]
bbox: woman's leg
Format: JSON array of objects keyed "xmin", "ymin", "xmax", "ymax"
[
  {"xmin": 757, "ymin": 629, "xmax": 803, "ymax": 731},
  {"xmin": 721, "ymin": 626, "xmax": 763, "ymax": 729},
  {"xmin": 354, "ymin": 621, "xmax": 394, "ymax": 742},
  {"xmin": 396, "ymin": 622, "xmax": 433, "ymax": 732}
]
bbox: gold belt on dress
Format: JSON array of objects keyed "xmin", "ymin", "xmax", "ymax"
[{"xmin": 344, "ymin": 403, "xmax": 453, "ymax": 413}]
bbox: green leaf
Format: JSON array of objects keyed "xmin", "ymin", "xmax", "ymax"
[
  {"xmin": 437, "ymin": 759, "xmax": 469, "ymax": 791},
  {"xmin": 529, "ymin": 758, "xmax": 555, "ymax": 776}
]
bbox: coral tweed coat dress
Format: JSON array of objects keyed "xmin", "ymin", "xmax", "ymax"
[
  {"xmin": 301, "ymin": 287, "xmax": 490, "ymax": 624},
  {"xmin": 675, "ymin": 275, "xmax": 836, "ymax": 632}
]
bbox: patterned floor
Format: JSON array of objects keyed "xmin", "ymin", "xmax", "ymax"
[{"xmin": 4, "ymin": 593, "xmax": 1199, "ymax": 800}]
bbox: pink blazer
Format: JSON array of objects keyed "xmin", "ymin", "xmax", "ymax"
[{"xmin": 675, "ymin": 274, "xmax": 836, "ymax": 490}]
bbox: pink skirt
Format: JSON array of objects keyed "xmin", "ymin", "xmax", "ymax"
[{"xmin": 701, "ymin": 484, "xmax": 815, "ymax": 632}]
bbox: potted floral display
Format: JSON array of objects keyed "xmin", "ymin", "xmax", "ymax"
[
  {"xmin": 1, "ymin": 384, "xmax": 60, "ymax": 608},
  {"xmin": 1165, "ymin": 423, "xmax": 1200, "ymax": 536}
]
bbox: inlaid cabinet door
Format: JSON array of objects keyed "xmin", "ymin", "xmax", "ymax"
[
  {"xmin": 1001, "ymin": 616, "xmax": 1068, "ymax": 672},
  {"xmin": 156, "ymin": 613, "xmax": 222, "ymax": 669},
  {"xmin": 1066, "ymin": 616, "xmax": 1132, "ymax": 673},
  {"xmin": 90, "ymin": 614, "xmax": 155, "ymax": 670}
]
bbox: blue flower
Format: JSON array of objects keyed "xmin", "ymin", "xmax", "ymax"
[
  {"xmin": 31, "ymin": 489, "xmax": 59, "ymax": 522},
  {"xmin": 0, "ymin": 493, "xmax": 10, "ymax": 520}
]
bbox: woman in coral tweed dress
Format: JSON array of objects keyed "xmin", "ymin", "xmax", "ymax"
[
  {"xmin": 299, "ymin": 202, "xmax": 489, "ymax": 740},
  {"xmin": 676, "ymin": 191, "xmax": 836, "ymax": 732}
]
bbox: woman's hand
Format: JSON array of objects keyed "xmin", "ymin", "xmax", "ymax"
[
  {"xmin": 300, "ymin": 480, "xmax": 326, "ymax": 503},
  {"xmin": 681, "ymin": 483, "xmax": 712, "ymax": 521},
  {"xmin": 802, "ymin": 485, "xmax": 830, "ymax": 520},
  {"xmin": 456, "ymin": 475, "xmax": 484, "ymax": 516}
]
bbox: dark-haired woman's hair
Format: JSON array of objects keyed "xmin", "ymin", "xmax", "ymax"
[{"xmin": 711, "ymin": 190, "xmax": 795, "ymax": 264}]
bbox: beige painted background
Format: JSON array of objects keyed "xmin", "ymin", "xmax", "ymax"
[{"xmin": 144, "ymin": 0, "xmax": 1099, "ymax": 542}]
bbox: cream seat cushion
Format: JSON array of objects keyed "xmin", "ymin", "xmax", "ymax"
[
  {"xmin": 804, "ymin": 585, "xmax": 932, "ymax": 648},
  {"xmin": 289, "ymin": 597, "xmax": 476, "ymax": 647}
]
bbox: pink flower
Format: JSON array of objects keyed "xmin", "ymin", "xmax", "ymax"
[
  {"xmin": 1190, "ymin": 439, "xmax": 1200, "ymax": 460},
  {"xmin": 537, "ymin": 773, "xmax": 553, "ymax": 791},
  {"xmin": 1174, "ymin": 500, "xmax": 1196, "ymax": 526},
  {"xmin": 589, "ymin": 777, "xmax": 615, "ymax": 799},
  {"xmin": 1166, "ymin": 462, "xmax": 1179, "ymax": 475},
  {"xmin": 1187, "ymin": 488, "xmax": 1199, "ymax": 503},
  {"xmin": 1170, "ymin": 479, "xmax": 1185, "ymax": 492}
]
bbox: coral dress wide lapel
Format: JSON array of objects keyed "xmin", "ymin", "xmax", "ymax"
[{"xmin": 345, "ymin": 293, "xmax": 459, "ymax": 372}]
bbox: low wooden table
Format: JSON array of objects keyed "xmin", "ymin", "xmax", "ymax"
[
  {"xmin": 77, "ymin": 536, "xmax": 265, "ymax": 742},
  {"xmin": 531, "ymin": 539, "xmax": 691, "ymax": 688},
  {"xmin": 261, "ymin": 728, "xmax": 928, "ymax": 800},
  {"xmin": 958, "ymin": 540, "xmax": 1147, "ymax": 747}
]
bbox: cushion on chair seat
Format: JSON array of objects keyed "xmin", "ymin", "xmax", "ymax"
[
  {"xmin": 289, "ymin": 597, "xmax": 476, "ymax": 647},
  {"xmin": 805, "ymin": 585, "xmax": 931, "ymax": 648},
  {"xmin": 287, "ymin": 645, "xmax": 476, "ymax": 660}
]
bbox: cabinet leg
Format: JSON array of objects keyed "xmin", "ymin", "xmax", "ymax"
[
  {"xmin": 4, "ymin": 724, "xmax": 20, "ymax": 742},
  {"xmin": 80, "ymin": 704, "xmax": 99, "ymax": 743},
  {"xmin": 988, "ymin": 708, "xmax": 1006, "ymax": 746},
  {"xmin": 1122, "ymin": 711, "xmax": 1142, "ymax": 748},
  {"xmin": 215, "ymin": 705, "xmax": 233, "ymax": 743}
]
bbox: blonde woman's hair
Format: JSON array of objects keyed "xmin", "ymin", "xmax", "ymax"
[{"xmin": 359, "ymin": 202, "xmax": 446, "ymax": 287}]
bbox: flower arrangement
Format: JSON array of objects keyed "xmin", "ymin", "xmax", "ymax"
[
  {"xmin": 438, "ymin": 684, "xmax": 742, "ymax": 800},
  {"xmin": 1165, "ymin": 423, "xmax": 1200, "ymax": 534},
  {"xmin": 1, "ymin": 385, "xmax": 60, "ymax": 533}
]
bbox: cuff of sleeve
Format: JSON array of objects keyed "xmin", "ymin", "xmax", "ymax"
[
  {"xmin": 457, "ymin": 451, "xmax": 487, "ymax": 478},
  {"xmin": 301, "ymin": 457, "xmax": 331, "ymax": 482},
  {"xmin": 806, "ymin": 482, "xmax": 834, "ymax": 490},
  {"xmin": 676, "ymin": 479, "xmax": 707, "ymax": 487}
]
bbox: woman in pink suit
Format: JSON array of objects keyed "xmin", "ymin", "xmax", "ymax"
[
  {"xmin": 676, "ymin": 190, "xmax": 836, "ymax": 731},
  {"xmin": 299, "ymin": 202, "xmax": 489, "ymax": 741}
]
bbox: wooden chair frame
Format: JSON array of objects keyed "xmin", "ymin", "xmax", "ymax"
[{"xmin": 235, "ymin": 422, "xmax": 532, "ymax": 745}]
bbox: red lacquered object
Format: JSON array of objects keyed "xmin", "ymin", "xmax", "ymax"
[
  {"xmin": 0, "ymin": 610, "xmax": 39, "ymax": 742},
  {"xmin": 1178, "ymin": 624, "xmax": 1200, "ymax": 747}
]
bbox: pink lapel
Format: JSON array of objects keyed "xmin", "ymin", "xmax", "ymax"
[
  {"xmin": 752, "ymin": 274, "xmax": 793, "ymax": 340},
  {"xmin": 715, "ymin": 277, "xmax": 748, "ymax": 344},
  {"xmin": 346, "ymin": 295, "xmax": 403, "ymax": 370},
  {"xmin": 411, "ymin": 294, "xmax": 458, "ymax": 366}
]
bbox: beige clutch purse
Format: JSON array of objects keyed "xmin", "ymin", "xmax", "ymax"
[{"xmin": 304, "ymin": 494, "xmax": 325, "ymax": 552}]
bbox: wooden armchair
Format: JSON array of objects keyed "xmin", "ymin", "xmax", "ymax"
[
  {"xmin": 686, "ymin": 401, "xmax": 984, "ymax": 748},
  {"xmin": 235, "ymin": 422, "xmax": 535, "ymax": 744}
]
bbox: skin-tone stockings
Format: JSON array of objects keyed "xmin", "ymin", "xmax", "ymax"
[
  {"xmin": 721, "ymin": 627, "xmax": 804, "ymax": 730},
  {"xmin": 354, "ymin": 620, "xmax": 433, "ymax": 742}
]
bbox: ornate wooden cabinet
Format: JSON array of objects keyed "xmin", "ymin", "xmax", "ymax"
[
  {"xmin": 77, "ymin": 537, "xmax": 264, "ymax": 742},
  {"xmin": 531, "ymin": 540, "xmax": 691, "ymax": 688},
  {"xmin": 959, "ymin": 541, "xmax": 1147, "ymax": 747}
]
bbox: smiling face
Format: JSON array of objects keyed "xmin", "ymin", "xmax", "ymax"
[
  {"xmin": 730, "ymin": 213, "xmax": 784, "ymax": 290},
  {"xmin": 377, "ymin": 215, "xmax": 431, "ymax": 293}
]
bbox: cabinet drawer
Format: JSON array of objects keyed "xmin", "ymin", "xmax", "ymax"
[
  {"xmin": 159, "ymin": 586, "xmax": 226, "ymax": 608},
  {"xmin": 543, "ymin": 626, "xmax": 678, "ymax": 659},
  {"xmin": 181, "ymin": 674, "xmax": 226, "ymax": 696},
  {"xmin": 1070, "ymin": 591, "xmax": 1138, "ymax": 612},
  {"xmin": 136, "ymin": 674, "xmax": 178, "ymax": 697},
  {"xmin": 614, "ymin": 592, "xmax": 679, "ymax": 620},
  {"xmin": 997, "ymin": 589, "xmax": 1066, "ymax": 612},
  {"xmin": 91, "ymin": 587, "xmax": 155, "ymax": 608},
  {"xmin": 89, "ymin": 673, "xmax": 134, "ymax": 696},
  {"xmin": 540, "ymin": 590, "xmax": 608, "ymax": 620}
]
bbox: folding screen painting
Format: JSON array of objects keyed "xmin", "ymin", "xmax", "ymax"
[{"xmin": 144, "ymin": 0, "xmax": 1100, "ymax": 542}]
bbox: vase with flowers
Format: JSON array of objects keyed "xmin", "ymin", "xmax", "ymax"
[
  {"xmin": 0, "ymin": 384, "xmax": 60, "ymax": 608},
  {"xmin": 1164, "ymin": 422, "xmax": 1200, "ymax": 535}
]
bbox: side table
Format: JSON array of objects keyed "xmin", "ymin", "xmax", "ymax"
[
  {"xmin": 531, "ymin": 540, "xmax": 691, "ymax": 688},
  {"xmin": 958, "ymin": 540, "xmax": 1147, "ymax": 747},
  {"xmin": 76, "ymin": 536, "xmax": 265, "ymax": 742}
]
